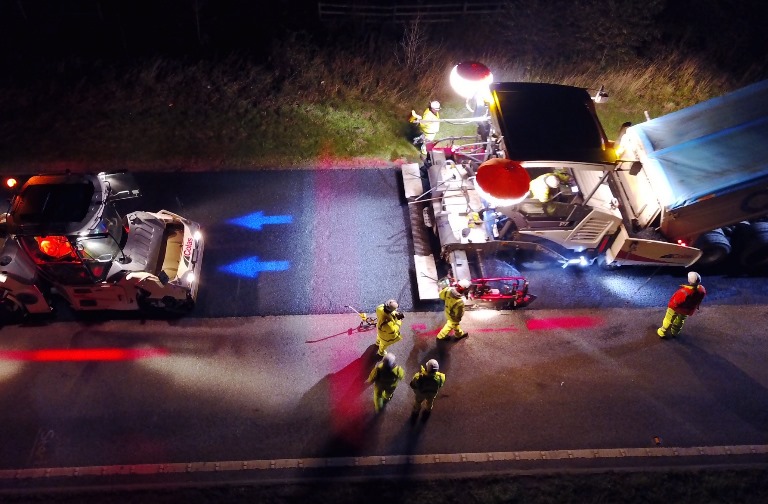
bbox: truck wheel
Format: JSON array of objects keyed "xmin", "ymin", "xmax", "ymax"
[
  {"xmin": 694, "ymin": 229, "xmax": 731, "ymax": 267},
  {"xmin": 738, "ymin": 222, "xmax": 768, "ymax": 271},
  {"xmin": 162, "ymin": 296, "xmax": 195, "ymax": 314},
  {"xmin": 0, "ymin": 294, "xmax": 27, "ymax": 325}
]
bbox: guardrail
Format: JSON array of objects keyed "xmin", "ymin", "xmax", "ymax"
[{"xmin": 318, "ymin": 2, "xmax": 506, "ymax": 23}]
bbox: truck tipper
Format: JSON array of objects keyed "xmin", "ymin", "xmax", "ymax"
[
  {"xmin": 402, "ymin": 76, "xmax": 768, "ymax": 300},
  {"xmin": 611, "ymin": 79, "xmax": 768, "ymax": 269},
  {"xmin": 0, "ymin": 171, "xmax": 204, "ymax": 318}
]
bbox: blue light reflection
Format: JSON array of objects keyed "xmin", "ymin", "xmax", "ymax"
[
  {"xmin": 220, "ymin": 256, "xmax": 291, "ymax": 279},
  {"xmin": 228, "ymin": 211, "xmax": 293, "ymax": 230}
]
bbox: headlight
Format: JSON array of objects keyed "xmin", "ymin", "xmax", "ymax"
[
  {"xmin": 186, "ymin": 271, "xmax": 196, "ymax": 284},
  {"xmin": 193, "ymin": 230, "xmax": 202, "ymax": 242}
]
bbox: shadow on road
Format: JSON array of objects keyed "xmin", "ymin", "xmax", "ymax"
[{"xmin": 672, "ymin": 336, "xmax": 768, "ymax": 434}]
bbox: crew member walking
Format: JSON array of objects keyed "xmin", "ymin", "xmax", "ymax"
[
  {"xmin": 410, "ymin": 359, "xmax": 446, "ymax": 418},
  {"xmin": 375, "ymin": 299, "xmax": 403, "ymax": 357},
  {"xmin": 437, "ymin": 279, "xmax": 470, "ymax": 341},
  {"xmin": 367, "ymin": 353, "xmax": 405, "ymax": 413},
  {"xmin": 657, "ymin": 271, "xmax": 707, "ymax": 338}
]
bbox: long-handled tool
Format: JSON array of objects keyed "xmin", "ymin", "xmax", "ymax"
[{"xmin": 345, "ymin": 305, "xmax": 377, "ymax": 330}]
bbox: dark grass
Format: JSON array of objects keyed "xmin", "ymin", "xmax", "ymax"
[
  {"xmin": 3, "ymin": 468, "xmax": 768, "ymax": 503},
  {"xmin": 0, "ymin": 43, "xmax": 753, "ymax": 174}
]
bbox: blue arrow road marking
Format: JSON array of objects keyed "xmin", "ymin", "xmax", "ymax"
[
  {"xmin": 220, "ymin": 256, "xmax": 291, "ymax": 279},
  {"xmin": 228, "ymin": 211, "xmax": 293, "ymax": 230}
]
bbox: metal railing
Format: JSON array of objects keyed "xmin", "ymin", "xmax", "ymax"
[{"xmin": 318, "ymin": 2, "xmax": 506, "ymax": 23}]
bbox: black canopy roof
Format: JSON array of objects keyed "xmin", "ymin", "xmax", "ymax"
[{"xmin": 489, "ymin": 82, "xmax": 615, "ymax": 165}]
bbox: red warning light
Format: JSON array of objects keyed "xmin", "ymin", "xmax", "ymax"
[
  {"xmin": 475, "ymin": 158, "xmax": 531, "ymax": 204},
  {"xmin": 36, "ymin": 235, "xmax": 75, "ymax": 259},
  {"xmin": 5, "ymin": 178, "xmax": 17, "ymax": 189}
]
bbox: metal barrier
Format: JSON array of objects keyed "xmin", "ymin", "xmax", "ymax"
[{"xmin": 318, "ymin": 1, "xmax": 506, "ymax": 23}]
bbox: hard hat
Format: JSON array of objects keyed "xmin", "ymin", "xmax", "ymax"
[
  {"xmin": 382, "ymin": 353, "xmax": 396, "ymax": 368},
  {"xmin": 384, "ymin": 299, "xmax": 398, "ymax": 312},
  {"xmin": 456, "ymin": 279, "xmax": 471, "ymax": 291},
  {"xmin": 426, "ymin": 359, "xmax": 439, "ymax": 373},
  {"xmin": 687, "ymin": 271, "xmax": 701, "ymax": 285},
  {"xmin": 430, "ymin": 100, "xmax": 441, "ymax": 110},
  {"xmin": 545, "ymin": 175, "xmax": 559, "ymax": 189}
]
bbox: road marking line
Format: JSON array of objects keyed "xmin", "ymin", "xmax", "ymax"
[{"xmin": 2, "ymin": 444, "xmax": 767, "ymax": 481}]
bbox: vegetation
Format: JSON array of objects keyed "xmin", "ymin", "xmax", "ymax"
[
  {"xmin": 2, "ymin": 0, "xmax": 765, "ymax": 173},
  {"xmin": 0, "ymin": 49, "xmax": 741, "ymax": 172},
  {"xmin": 4, "ymin": 468, "xmax": 768, "ymax": 503}
]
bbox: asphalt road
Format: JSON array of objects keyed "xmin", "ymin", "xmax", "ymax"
[
  {"xmin": 126, "ymin": 169, "xmax": 414, "ymax": 318},
  {"xmin": 117, "ymin": 170, "xmax": 768, "ymax": 317},
  {"xmin": 1, "ymin": 169, "xmax": 767, "ymax": 490}
]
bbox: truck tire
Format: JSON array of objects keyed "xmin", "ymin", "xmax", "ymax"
[
  {"xmin": 738, "ymin": 222, "xmax": 768, "ymax": 271},
  {"xmin": 0, "ymin": 293, "xmax": 27, "ymax": 325},
  {"xmin": 694, "ymin": 229, "xmax": 731, "ymax": 267}
]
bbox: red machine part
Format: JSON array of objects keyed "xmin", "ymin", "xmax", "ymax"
[{"xmin": 446, "ymin": 276, "xmax": 536, "ymax": 309}]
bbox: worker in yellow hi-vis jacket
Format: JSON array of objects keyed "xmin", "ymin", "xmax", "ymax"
[
  {"xmin": 436, "ymin": 279, "xmax": 470, "ymax": 341},
  {"xmin": 410, "ymin": 359, "xmax": 446, "ymax": 419},
  {"xmin": 375, "ymin": 299, "xmax": 403, "ymax": 357},
  {"xmin": 367, "ymin": 353, "xmax": 405, "ymax": 413}
]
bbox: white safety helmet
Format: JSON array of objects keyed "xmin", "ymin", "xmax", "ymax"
[
  {"xmin": 456, "ymin": 279, "xmax": 471, "ymax": 292},
  {"xmin": 426, "ymin": 359, "xmax": 439, "ymax": 373},
  {"xmin": 687, "ymin": 271, "xmax": 701, "ymax": 285},
  {"xmin": 384, "ymin": 299, "xmax": 398, "ymax": 312},
  {"xmin": 382, "ymin": 353, "xmax": 396, "ymax": 368},
  {"xmin": 430, "ymin": 100, "xmax": 441, "ymax": 111},
  {"xmin": 545, "ymin": 175, "xmax": 559, "ymax": 189}
]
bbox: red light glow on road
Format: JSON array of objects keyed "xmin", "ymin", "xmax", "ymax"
[
  {"xmin": 411, "ymin": 324, "xmax": 519, "ymax": 337},
  {"xmin": 0, "ymin": 348, "xmax": 169, "ymax": 362},
  {"xmin": 526, "ymin": 316, "xmax": 604, "ymax": 331},
  {"xmin": 328, "ymin": 354, "xmax": 368, "ymax": 449}
]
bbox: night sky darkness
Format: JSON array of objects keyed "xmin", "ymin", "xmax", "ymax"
[{"xmin": 1, "ymin": 0, "xmax": 766, "ymax": 75}]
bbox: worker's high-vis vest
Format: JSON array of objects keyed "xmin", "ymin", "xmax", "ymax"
[
  {"xmin": 668, "ymin": 284, "xmax": 706, "ymax": 316},
  {"xmin": 420, "ymin": 108, "xmax": 440, "ymax": 139},
  {"xmin": 411, "ymin": 371, "xmax": 445, "ymax": 396},
  {"xmin": 439, "ymin": 287, "xmax": 465, "ymax": 323},
  {"xmin": 373, "ymin": 364, "xmax": 404, "ymax": 389},
  {"xmin": 375, "ymin": 304, "xmax": 402, "ymax": 340}
]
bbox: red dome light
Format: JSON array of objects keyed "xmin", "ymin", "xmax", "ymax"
[{"xmin": 475, "ymin": 158, "xmax": 530, "ymax": 204}]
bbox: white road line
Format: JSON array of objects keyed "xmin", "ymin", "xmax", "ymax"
[{"xmin": 2, "ymin": 444, "xmax": 767, "ymax": 481}]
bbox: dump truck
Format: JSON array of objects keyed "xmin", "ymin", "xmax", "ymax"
[
  {"xmin": 0, "ymin": 171, "xmax": 204, "ymax": 318},
  {"xmin": 402, "ymin": 77, "xmax": 768, "ymax": 300}
]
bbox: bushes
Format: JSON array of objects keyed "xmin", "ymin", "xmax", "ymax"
[{"xmin": 0, "ymin": 12, "xmax": 760, "ymax": 171}]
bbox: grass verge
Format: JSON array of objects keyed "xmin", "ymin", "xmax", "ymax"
[
  {"xmin": 0, "ymin": 48, "xmax": 747, "ymax": 174},
  {"xmin": 3, "ymin": 468, "xmax": 768, "ymax": 503}
]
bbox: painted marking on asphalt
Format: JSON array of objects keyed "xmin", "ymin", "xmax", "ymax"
[{"xmin": 2, "ymin": 444, "xmax": 768, "ymax": 481}]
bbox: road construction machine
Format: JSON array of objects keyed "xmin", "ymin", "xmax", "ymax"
[
  {"xmin": 0, "ymin": 171, "xmax": 204, "ymax": 318},
  {"xmin": 402, "ymin": 64, "xmax": 768, "ymax": 301}
]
